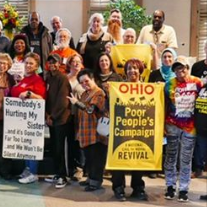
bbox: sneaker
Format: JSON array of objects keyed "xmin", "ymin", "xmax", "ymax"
[
  {"xmin": 114, "ymin": 187, "xmax": 126, "ymax": 201},
  {"xmin": 44, "ymin": 175, "xmax": 59, "ymax": 183},
  {"xmin": 55, "ymin": 177, "xmax": 67, "ymax": 189},
  {"xmin": 18, "ymin": 167, "xmax": 30, "ymax": 178},
  {"xmin": 178, "ymin": 191, "xmax": 189, "ymax": 202},
  {"xmin": 200, "ymin": 195, "xmax": 207, "ymax": 200},
  {"xmin": 84, "ymin": 185, "xmax": 100, "ymax": 192},
  {"xmin": 131, "ymin": 190, "xmax": 148, "ymax": 201},
  {"xmin": 79, "ymin": 180, "xmax": 89, "ymax": 186},
  {"xmin": 191, "ymin": 169, "xmax": 203, "ymax": 178},
  {"xmin": 148, "ymin": 173, "xmax": 157, "ymax": 179},
  {"xmin": 18, "ymin": 173, "xmax": 38, "ymax": 184},
  {"xmin": 165, "ymin": 186, "xmax": 176, "ymax": 200}
]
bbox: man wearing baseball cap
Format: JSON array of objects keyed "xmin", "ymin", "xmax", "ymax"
[
  {"xmin": 45, "ymin": 53, "xmax": 72, "ymax": 189},
  {"xmin": 164, "ymin": 55, "xmax": 203, "ymax": 202}
]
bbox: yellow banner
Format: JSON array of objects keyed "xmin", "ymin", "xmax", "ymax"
[
  {"xmin": 110, "ymin": 44, "xmax": 152, "ymax": 82},
  {"xmin": 106, "ymin": 82, "xmax": 164, "ymax": 170}
]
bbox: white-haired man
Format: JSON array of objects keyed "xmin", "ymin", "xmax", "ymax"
[
  {"xmin": 50, "ymin": 16, "xmax": 75, "ymax": 49},
  {"xmin": 47, "ymin": 28, "xmax": 77, "ymax": 74}
]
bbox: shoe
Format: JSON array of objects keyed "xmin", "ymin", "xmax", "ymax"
[
  {"xmin": 84, "ymin": 185, "xmax": 100, "ymax": 192},
  {"xmin": 165, "ymin": 186, "xmax": 176, "ymax": 200},
  {"xmin": 148, "ymin": 173, "xmax": 157, "ymax": 179},
  {"xmin": 18, "ymin": 167, "xmax": 30, "ymax": 178},
  {"xmin": 55, "ymin": 177, "xmax": 67, "ymax": 189},
  {"xmin": 71, "ymin": 168, "xmax": 83, "ymax": 181},
  {"xmin": 191, "ymin": 169, "xmax": 203, "ymax": 178},
  {"xmin": 44, "ymin": 175, "xmax": 59, "ymax": 183},
  {"xmin": 200, "ymin": 195, "xmax": 207, "ymax": 200},
  {"xmin": 114, "ymin": 187, "xmax": 126, "ymax": 201},
  {"xmin": 178, "ymin": 191, "xmax": 189, "ymax": 202},
  {"xmin": 131, "ymin": 190, "xmax": 148, "ymax": 201},
  {"xmin": 18, "ymin": 173, "xmax": 38, "ymax": 184},
  {"xmin": 79, "ymin": 180, "xmax": 89, "ymax": 186}
]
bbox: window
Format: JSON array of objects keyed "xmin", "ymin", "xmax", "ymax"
[{"xmin": 90, "ymin": 0, "xmax": 111, "ymax": 15}]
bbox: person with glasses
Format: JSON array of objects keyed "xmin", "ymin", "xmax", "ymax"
[
  {"xmin": 68, "ymin": 69, "xmax": 107, "ymax": 192},
  {"xmin": 164, "ymin": 56, "xmax": 203, "ymax": 202},
  {"xmin": 0, "ymin": 53, "xmax": 15, "ymax": 180},
  {"xmin": 65, "ymin": 54, "xmax": 85, "ymax": 181}
]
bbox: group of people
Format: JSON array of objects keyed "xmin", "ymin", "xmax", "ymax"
[{"xmin": 0, "ymin": 7, "xmax": 206, "ymax": 203}]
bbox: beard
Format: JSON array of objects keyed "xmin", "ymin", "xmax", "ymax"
[
  {"xmin": 107, "ymin": 19, "xmax": 122, "ymax": 43},
  {"xmin": 56, "ymin": 40, "xmax": 69, "ymax": 49}
]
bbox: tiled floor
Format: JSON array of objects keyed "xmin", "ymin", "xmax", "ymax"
[{"xmin": 0, "ymin": 174, "xmax": 206, "ymax": 207}]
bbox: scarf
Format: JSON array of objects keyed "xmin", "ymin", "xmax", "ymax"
[
  {"xmin": 160, "ymin": 48, "xmax": 177, "ymax": 82},
  {"xmin": 99, "ymin": 71, "xmax": 113, "ymax": 82}
]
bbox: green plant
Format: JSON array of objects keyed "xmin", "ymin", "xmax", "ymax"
[{"xmin": 103, "ymin": 0, "xmax": 151, "ymax": 34}]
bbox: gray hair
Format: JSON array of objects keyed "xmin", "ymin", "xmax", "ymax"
[
  {"xmin": 50, "ymin": 15, "xmax": 62, "ymax": 25},
  {"xmin": 55, "ymin": 28, "xmax": 71, "ymax": 40},
  {"xmin": 88, "ymin": 13, "xmax": 104, "ymax": 26}
]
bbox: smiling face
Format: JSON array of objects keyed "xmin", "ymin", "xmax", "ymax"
[
  {"xmin": 0, "ymin": 58, "xmax": 9, "ymax": 74},
  {"xmin": 126, "ymin": 63, "xmax": 141, "ymax": 82},
  {"xmin": 48, "ymin": 59, "xmax": 60, "ymax": 72},
  {"xmin": 14, "ymin": 39, "xmax": 26, "ymax": 55},
  {"xmin": 24, "ymin": 57, "xmax": 38, "ymax": 76},
  {"xmin": 79, "ymin": 74, "xmax": 96, "ymax": 92},
  {"xmin": 152, "ymin": 10, "xmax": 164, "ymax": 31},
  {"xmin": 123, "ymin": 30, "xmax": 136, "ymax": 44},
  {"xmin": 51, "ymin": 17, "xmax": 62, "ymax": 32},
  {"xmin": 99, "ymin": 55, "xmax": 111, "ymax": 74},
  {"xmin": 29, "ymin": 12, "xmax": 40, "ymax": 30},
  {"xmin": 69, "ymin": 55, "xmax": 82, "ymax": 73},
  {"xmin": 110, "ymin": 10, "xmax": 122, "ymax": 25},
  {"xmin": 174, "ymin": 64, "xmax": 189, "ymax": 82},
  {"xmin": 91, "ymin": 17, "xmax": 102, "ymax": 34},
  {"xmin": 162, "ymin": 51, "xmax": 174, "ymax": 66}
]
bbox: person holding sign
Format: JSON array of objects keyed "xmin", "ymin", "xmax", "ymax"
[
  {"xmin": 8, "ymin": 34, "xmax": 31, "ymax": 83},
  {"xmin": 10, "ymin": 52, "xmax": 46, "ymax": 184},
  {"xmin": 194, "ymin": 84, "xmax": 207, "ymax": 201},
  {"xmin": 164, "ymin": 56, "xmax": 203, "ymax": 202},
  {"xmin": 111, "ymin": 58, "xmax": 148, "ymax": 201},
  {"xmin": 68, "ymin": 69, "xmax": 107, "ymax": 192},
  {"xmin": 0, "ymin": 53, "xmax": 15, "ymax": 180}
]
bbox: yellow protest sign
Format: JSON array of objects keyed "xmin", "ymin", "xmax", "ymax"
[
  {"xmin": 106, "ymin": 82, "xmax": 164, "ymax": 170},
  {"xmin": 110, "ymin": 44, "xmax": 152, "ymax": 82}
]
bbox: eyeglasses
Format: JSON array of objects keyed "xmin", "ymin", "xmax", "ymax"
[
  {"xmin": 71, "ymin": 60, "xmax": 82, "ymax": 64},
  {"xmin": 174, "ymin": 65, "xmax": 187, "ymax": 72}
]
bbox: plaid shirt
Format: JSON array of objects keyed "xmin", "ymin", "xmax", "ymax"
[{"xmin": 77, "ymin": 88, "xmax": 106, "ymax": 148}]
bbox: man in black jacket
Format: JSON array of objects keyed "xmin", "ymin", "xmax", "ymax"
[{"xmin": 21, "ymin": 12, "xmax": 53, "ymax": 76}]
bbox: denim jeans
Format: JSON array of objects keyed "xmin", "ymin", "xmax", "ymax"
[
  {"xmin": 193, "ymin": 134, "xmax": 207, "ymax": 170},
  {"xmin": 164, "ymin": 124, "xmax": 196, "ymax": 192}
]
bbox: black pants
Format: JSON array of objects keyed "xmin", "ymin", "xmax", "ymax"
[
  {"xmin": 112, "ymin": 170, "xmax": 145, "ymax": 191},
  {"xmin": 67, "ymin": 116, "xmax": 84, "ymax": 177},
  {"xmin": 49, "ymin": 123, "xmax": 68, "ymax": 177},
  {"xmin": 83, "ymin": 142, "xmax": 107, "ymax": 187}
]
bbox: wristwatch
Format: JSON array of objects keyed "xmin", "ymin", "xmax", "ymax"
[{"xmin": 26, "ymin": 91, "xmax": 31, "ymax": 98}]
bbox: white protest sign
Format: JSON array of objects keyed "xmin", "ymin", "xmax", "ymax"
[
  {"xmin": 3, "ymin": 97, "xmax": 45, "ymax": 160},
  {"xmin": 8, "ymin": 62, "xmax": 25, "ymax": 79}
]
